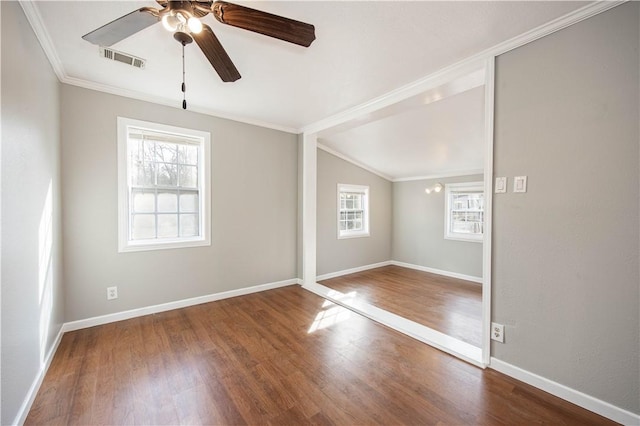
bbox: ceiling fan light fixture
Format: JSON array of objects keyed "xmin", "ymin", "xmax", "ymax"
[
  {"xmin": 161, "ymin": 13, "xmax": 180, "ymax": 32},
  {"xmin": 188, "ymin": 17, "xmax": 203, "ymax": 34},
  {"xmin": 176, "ymin": 11, "xmax": 187, "ymax": 25},
  {"xmin": 425, "ymin": 183, "xmax": 444, "ymax": 195}
]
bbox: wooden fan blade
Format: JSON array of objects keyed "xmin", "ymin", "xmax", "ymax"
[
  {"xmin": 193, "ymin": 24, "xmax": 241, "ymax": 82},
  {"xmin": 212, "ymin": 1, "xmax": 315, "ymax": 47},
  {"xmin": 82, "ymin": 7, "xmax": 159, "ymax": 46}
]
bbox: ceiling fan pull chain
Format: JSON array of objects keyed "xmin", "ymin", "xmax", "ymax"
[{"xmin": 181, "ymin": 42, "xmax": 187, "ymax": 110}]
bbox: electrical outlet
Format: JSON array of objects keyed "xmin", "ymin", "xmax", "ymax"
[
  {"xmin": 491, "ymin": 322, "xmax": 505, "ymax": 343},
  {"xmin": 107, "ymin": 286, "xmax": 118, "ymax": 300}
]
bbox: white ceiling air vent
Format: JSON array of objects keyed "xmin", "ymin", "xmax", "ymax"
[{"xmin": 99, "ymin": 47, "xmax": 145, "ymax": 69}]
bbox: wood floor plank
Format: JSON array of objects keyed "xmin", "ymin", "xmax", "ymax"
[
  {"xmin": 320, "ymin": 264, "xmax": 483, "ymax": 346},
  {"xmin": 26, "ymin": 285, "xmax": 614, "ymax": 425}
]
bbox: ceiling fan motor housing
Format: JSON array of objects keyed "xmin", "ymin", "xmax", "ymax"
[{"xmin": 159, "ymin": 0, "xmax": 210, "ymax": 18}]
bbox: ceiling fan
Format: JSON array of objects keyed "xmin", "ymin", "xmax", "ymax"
[{"xmin": 82, "ymin": 1, "xmax": 316, "ymax": 83}]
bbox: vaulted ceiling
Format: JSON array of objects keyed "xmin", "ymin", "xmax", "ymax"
[{"xmin": 32, "ymin": 1, "xmax": 588, "ymax": 132}]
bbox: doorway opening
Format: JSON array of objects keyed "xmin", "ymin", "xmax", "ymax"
[{"xmin": 301, "ymin": 58, "xmax": 494, "ymax": 367}]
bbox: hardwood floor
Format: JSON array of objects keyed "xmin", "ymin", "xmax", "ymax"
[
  {"xmin": 320, "ymin": 265, "xmax": 482, "ymax": 346},
  {"xmin": 27, "ymin": 285, "xmax": 613, "ymax": 425}
]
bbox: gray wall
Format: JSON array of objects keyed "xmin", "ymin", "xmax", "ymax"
[
  {"xmin": 492, "ymin": 2, "xmax": 639, "ymax": 414},
  {"xmin": 61, "ymin": 85, "xmax": 298, "ymax": 322},
  {"xmin": 1, "ymin": 2, "xmax": 65, "ymax": 424},
  {"xmin": 392, "ymin": 175, "xmax": 483, "ymax": 278},
  {"xmin": 316, "ymin": 149, "xmax": 392, "ymax": 276}
]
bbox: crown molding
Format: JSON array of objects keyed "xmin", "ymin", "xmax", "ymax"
[
  {"xmin": 62, "ymin": 76, "xmax": 299, "ymax": 134},
  {"xmin": 318, "ymin": 142, "xmax": 483, "ymax": 183},
  {"xmin": 300, "ymin": 1, "xmax": 626, "ymax": 135},
  {"xmin": 392, "ymin": 170, "xmax": 484, "ymax": 183},
  {"xmin": 317, "ymin": 143, "xmax": 393, "ymax": 182},
  {"xmin": 17, "ymin": 1, "xmax": 298, "ymax": 135},
  {"xmin": 19, "ymin": 0, "xmax": 625, "ymax": 136},
  {"xmin": 19, "ymin": 0, "xmax": 66, "ymax": 81}
]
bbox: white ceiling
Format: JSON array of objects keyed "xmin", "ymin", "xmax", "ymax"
[
  {"xmin": 32, "ymin": 1, "xmax": 588, "ymax": 132},
  {"xmin": 319, "ymin": 83, "xmax": 485, "ymax": 181}
]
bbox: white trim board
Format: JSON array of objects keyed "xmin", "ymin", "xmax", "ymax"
[
  {"xmin": 480, "ymin": 57, "xmax": 495, "ymax": 366},
  {"xmin": 490, "ymin": 358, "xmax": 640, "ymax": 425},
  {"xmin": 303, "ymin": 282, "xmax": 483, "ymax": 367},
  {"xmin": 63, "ymin": 278, "xmax": 298, "ymax": 332},
  {"xmin": 390, "ymin": 260, "xmax": 483, "ymax": 284},
  {"xmin": 12, "ymin": 327, "xmax": 64, "ymax": 426},
  {"xmin": 316, "ymin": 261, "xmax": 392, "ymax": 281}
]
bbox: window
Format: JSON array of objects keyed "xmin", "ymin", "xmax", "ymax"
[
  {"xmin": 337, "ymin": 184, "xmax": 369, "ymax": 239},
  {"xmin": 117, "ymin": 117, "xmax": 211, "ymax": 252},
  {"xmin": 445, "ymin": 181, "xmax": 484, "ymax": 242}
]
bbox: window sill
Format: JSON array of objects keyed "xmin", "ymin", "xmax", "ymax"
[
  {"xmin": 119, "ymin": 237, "xmax": 211, "ymax": 253},
  {"xmin": 445, "ymin": 234, "xmax": 483, "ymax": 243},
  {"xmin": 338, "ymin": 232, "xmax": 370, "ymax": 240}
]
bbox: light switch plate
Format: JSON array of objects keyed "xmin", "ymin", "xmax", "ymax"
[
  {"xmin": 513, "ymin": 176, "xmax": 527, "ymax": 193},
  {"xmin": 495, "ymin": 177, "xmax": 507, "ymax": 193}
]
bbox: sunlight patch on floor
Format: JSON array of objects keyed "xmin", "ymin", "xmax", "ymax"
[{"xmin": 308, "ymin": 291, "xmax": 358, "ymax": 333}]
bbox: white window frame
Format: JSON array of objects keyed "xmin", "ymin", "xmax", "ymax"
[
  {"xmin": 117, "ymin": 117, "xmax": 211, "ymax": 252},
  {"xmin": 444, "ymin": 181, "xmax": 484, "ymax": 243},
  {"xmin": 337, "ymin": 183, "xmax": 370, "ymax": 239}
]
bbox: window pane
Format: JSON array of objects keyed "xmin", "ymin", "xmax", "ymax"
[
  {"xmin": 180, "ymin": 214, "xmax": 199, "ymax": 237},
  {"xmin": 143, "ymin": 140, "xmax": 155, "ymax": 162},
  {"xmin": 155, "ymin": 142, "xmax": 177, "ymax": 163},
  {"xmin": 452, "ymin": 221, "xmax": 471, "ymax": 234},
  {"xmin": 353, "ymin": 196, "xmax": 361, "ymax": 210},
  {"xmin": 157, "ymin": 192, "xmax": 177, "ymax": 213},
  {"xmin": 157, "ymin": 163, "xmax": 178, "ymax": 186},
  {"xmin": 179, "ymin": 165, "xmax": 197, "ymax": 188},
  {"xmin": 466, "ymin": 212, "xmax": 482, "ymax": 222},
  {"xmin": 131, "ymin": 214, "xmax": 156, "ymax": 240},
  {"xmin": 157, "ymin": 214, "xmax": 178, "ymax": 238},
  {"xmin": 179, "ymin": 193, "xmax": 198, "ymax": 213},
  {"xmin": 129, "ymin": 139, "xmax": 143, "ymax": 178},
  {"xmin": 346, "ymin": 198, "xmax": 354, "ymax": 209},
  {"xmin": 453, "ymin": 211, "xmax": 466, "ymax": 222},
  {"xmin": 178, "ymin": 144, "xmax": 198, "ymax": 165},
  {"xmin": 132, "ymin": 190, "xmax": 155, "ymax": 213},
  {"xmin": 339, "ymin": 221, "xmax": 346, "ymax": 231},
  {"xmin": 131, "ymin": 158, "xmax": 155, "ymax": 187}
]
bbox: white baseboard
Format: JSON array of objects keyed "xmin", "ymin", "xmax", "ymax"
[
  {"xmin": 13, "ymin": 327, "xmax": 64, "ymax": 426},
  {"xmin": 390, "ymin": 260, "xmax": 483, "ymax": 284},
  {"xmin": 62, "ymin": 278, "xmax": 298, "ymax": 332},
  {"xmin": 316, "ymin": 261, "xmax": 392, "ymax": 281},
  {"xmin": 490, "ymin": 358, "xmax": 640, "ymax": 425}
]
